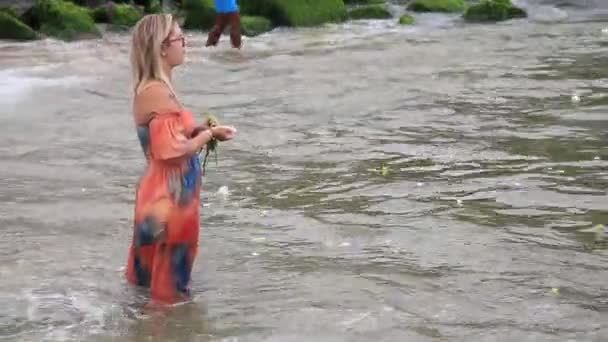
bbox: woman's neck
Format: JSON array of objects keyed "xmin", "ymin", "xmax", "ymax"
[{"xmin": 162, "ymin": 63, "xmax": 173, "ymax": 82}]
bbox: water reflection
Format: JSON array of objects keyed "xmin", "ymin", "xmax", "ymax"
[{"xmin": 117, "ymin": 301, "xmax": 213, "ymax": 342}]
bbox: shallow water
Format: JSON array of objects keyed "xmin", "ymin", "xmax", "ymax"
[{"xmin": 0, "ymin": 5, "xmax": 607, "ymax": 342}]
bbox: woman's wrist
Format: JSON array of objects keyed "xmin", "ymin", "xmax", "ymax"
[{"xmin": 194, "ymin": 127, "xmax": 213, "ymax": 144}]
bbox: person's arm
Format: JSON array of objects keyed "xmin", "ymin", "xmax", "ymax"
[
  {"xmin": 149, "ymin": 115, "xmax": 216, "ymax": 161},
  {"xmin": 190, "ymin": 122, "xmax": 213, "ymax": 138},
  {"xmin": 135, "ymin": 82, "xmax": 216, "ymax": 161}
]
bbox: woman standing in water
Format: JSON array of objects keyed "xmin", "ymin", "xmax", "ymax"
[{"xmin": 126, "ymin": 14, "xmax": 236, "ymax": 304}]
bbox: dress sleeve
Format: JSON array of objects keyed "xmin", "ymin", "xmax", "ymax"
[
  {"xmin": 149, "ymin": 113, "xmax": 190, "ymax": 161},
  {"xmin": 179, "ymin": 111, "xmax": 198, "ymax": 137}
]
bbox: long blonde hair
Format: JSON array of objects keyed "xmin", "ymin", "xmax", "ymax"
[{"xmin": 130, "ymin": 14, "xmax": 177, "ymax": 96}]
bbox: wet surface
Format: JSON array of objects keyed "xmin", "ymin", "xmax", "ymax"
[{"xmin": 0, "ymin": 6, "xmax": 607, "ymax": 342}]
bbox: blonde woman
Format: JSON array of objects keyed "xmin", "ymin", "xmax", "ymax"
[{"xmin": 126, "ymin": 14, "xmax": 236, "ymax": 304}]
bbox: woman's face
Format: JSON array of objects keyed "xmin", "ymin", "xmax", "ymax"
[{"xmin": 162, "ymin": 23, "xmax": 186, "ymax": 67}]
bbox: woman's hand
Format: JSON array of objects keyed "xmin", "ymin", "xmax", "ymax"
[{"xmin": 211, "ymin": 125, "xmax": 237, "ymax": 141}]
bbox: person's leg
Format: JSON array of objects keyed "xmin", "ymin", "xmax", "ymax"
[
  {"xmin": 206, "ymin": 13, "xmax": 228, "ymax": 47},
  {"xmin": 228, "ymin": 11, "xmax": 242, "ymax": 49}
]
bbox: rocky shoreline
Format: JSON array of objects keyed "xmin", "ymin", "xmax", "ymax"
[{"xmin": 0, "ymin": 0, "xmax": 528, "ymax": 42}]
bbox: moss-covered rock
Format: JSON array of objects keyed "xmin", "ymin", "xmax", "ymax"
[
  {"xmin": 67, "ymin": 0, "xmax": 113, "ymax": 7},
  {"xmin": 344, "ymin": 0, "xmax": 385, "ymax": 4},
  {"xmin": 0, "ymin": 0, "xmax": 36, "ymax": 16},
  {"xmin": 147, "ymin": 0, "xmax": 161, "ymax": 14},
  {"xmin": 93, "ymin": 3, "xmax": 142, "ymax": 26},
  {"xmin": 240, "ymin": 15, "xmax": 272, "ymax": 36},
  {"xmin": 71, "ymin": 1, "xmax": 150, "ymax": 12},
  {"xmin": 91, "ymin": 4, "xmax": 109, "ymax": 22},
  {"xmin": 463, "ymin": 0, "xmax": 527, "ymax": 22},
  {"xmin": 407, "ymin": 0, "xmax": 465, "ymax": 13},
  {"xmin": 349, "ymin": 5, "xmax": 391, "ymax": 20},
  {"xmin": 0, "ymin": 6, "xmax": 18, "ymax": 17},
  {"xmin": 30, "ymin": 0, "xmax": 100, "ymax": 40},
  {"xmin": 183, "ymin": 0, "xmax": 215, "ymax": 30},
  {"xmin": 240, "ymin": 0, "xmax": 347, "ymax": 27},
  {"xmin": 0, "ymin": 11, "xmax": 38, "ymax": 40},
  {"xmin": 131, "ymin": 0, "xmax": 160, "ymax": 13},
  {"xmin": 399, "ymin": 14, "xmax": 414, "ymax": 25},
  {"xmin": 114, "ymin": 3, "xmax": 143, "ymax": 26}
]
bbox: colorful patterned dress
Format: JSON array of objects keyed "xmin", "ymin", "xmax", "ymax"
[{"xmin": 126, "ymin": 109, "xmax": 203, "ymax": 304}]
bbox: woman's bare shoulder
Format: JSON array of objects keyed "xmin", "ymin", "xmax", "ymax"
[
  {"xmin": 135, "ymin": 81, "xmax": 174, "ymax": 104},
  {"xmin": 133, "ymin": 81, "xmax": 180, "ymax": 123}
]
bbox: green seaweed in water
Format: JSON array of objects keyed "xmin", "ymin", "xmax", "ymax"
[{"xmin": 201, "ymin": 112, "xmax": 219, "ymax": 176}]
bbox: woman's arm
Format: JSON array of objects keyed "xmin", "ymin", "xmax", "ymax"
[
  {"xmin": 190, "ymin": 123, "xmax": 211, "ymax": 138},
  {"xmin": 135, "ymin": 82, "xmax": 216, "ymax": 160}
]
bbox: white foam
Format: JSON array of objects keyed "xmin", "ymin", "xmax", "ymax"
[
  {"xmin": 523, "ymin": 4, "xmax": 569, "ymax": 22},
  {"xmin": 0, "ymin": 68, "xmax": 90, "ymax": 105},
  {"xmin": 216, "ymin": 185, "xmax": 230, "ymax": 200}
]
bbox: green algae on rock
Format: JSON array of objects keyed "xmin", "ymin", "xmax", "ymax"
[
  {"xmin": 349, "ymin": 4, "xmax": 392, "ymax": 20},
  {"xmin": 30, "ymin": 0, "xmax": 100, "ymax": 40},
  {"xmin": 463, "ymin": 0, "xmax": 527, "ymax": 22},
  {"xmin": 0, "ymin": 11, "xmax": 37, "ymax": 40},
  {"xmin": 239, "ymin": 0, "xmax": 347, "ymax": 27},
  {"xmin": 407, "ymin": 0, "xmax": 465, "ymax": 13}
]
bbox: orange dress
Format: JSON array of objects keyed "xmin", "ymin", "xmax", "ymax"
[{"xmin": 126, "ymin": 109, "xmax": 203, "ymax": 304}]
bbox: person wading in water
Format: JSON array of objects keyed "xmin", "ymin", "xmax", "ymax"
[{"xmin": 205, "ymin": 0, "xmax": 242, "ymax": 49}]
